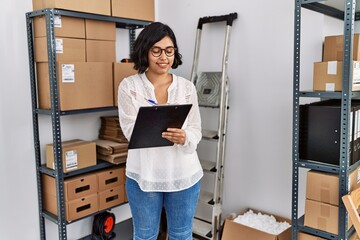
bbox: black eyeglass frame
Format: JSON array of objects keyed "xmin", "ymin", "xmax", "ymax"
[{"xmin": 150, "ymin": 46, "xmax": 177, "ymax": 57}]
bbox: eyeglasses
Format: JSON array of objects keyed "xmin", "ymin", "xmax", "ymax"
[{"xmin": 150, "ymin": 46, "xmax": 176, "ymax": 57}]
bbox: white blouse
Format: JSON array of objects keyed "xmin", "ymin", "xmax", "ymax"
[{"xmin": 117, "ymin": 73, "xmax": 203, "ymax": 192}]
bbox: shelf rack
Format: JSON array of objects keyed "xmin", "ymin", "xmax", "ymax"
[
  {"xmin": 292, "ymin": 0, "xmax": 359, "ymax": 239},
  {"xmin": 26, "ymin": 8, "xmax": 150, "ymax": 240}
]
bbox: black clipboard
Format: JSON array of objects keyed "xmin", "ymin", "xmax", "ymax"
[{"xmin": 128, "ymin": 104, "xmax": 192, "ymax": 149}]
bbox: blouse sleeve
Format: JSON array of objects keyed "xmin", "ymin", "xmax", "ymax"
[
  {"xmin": 179, "ymin": 82, "xmax": 202, "ymax": 153},
  {"xmin": 117, "ymin": 78, "xmax": 137, "ymax": 141}
]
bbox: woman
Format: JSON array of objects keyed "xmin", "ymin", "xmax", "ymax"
[{"xmin": 117, "ymin": 22, "xmax": 203, "ymax": 240}]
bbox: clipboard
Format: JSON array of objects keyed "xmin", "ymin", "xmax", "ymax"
[{"xmin": 128, "ymin": 104, "xmax": 192, "ymax": 149}]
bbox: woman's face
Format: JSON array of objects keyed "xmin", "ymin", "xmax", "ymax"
[{"xmin": 147, "ymin": 36, "xmax": 175, "ymax": 75}]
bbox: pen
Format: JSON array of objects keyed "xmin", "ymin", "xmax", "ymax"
[{"xmin": 146, "ymin": 99, "xmax": 157, "ymax": 105}]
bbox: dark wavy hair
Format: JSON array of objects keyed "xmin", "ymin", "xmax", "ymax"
[{"xmin": 130, "ymin": 22, "xmax": 183, "ymax": 74}]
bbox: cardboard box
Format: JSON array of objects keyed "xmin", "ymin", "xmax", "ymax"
[
  {"xmin": 351, "ymin": 232, "xmax": 360, "ymax": 240},
  {"xmin": 32, "ymin": 0, "xmax": 111, "ymax": 16},
  {"xmin": 34, "ymin": 37, "xmax": 86, "ymax": 62},
  {"xmin": 86, "ymin": 40, "xmax": 116, "ymax": 62},
  {"xmin": 98, "ymin": 185, "xmax": 125, "ymax": 211},
  {"xmin": 298, "ymin": 232, "xmax": 325, "ymax": 239},
  {"xmin": 304, "ymin": 199, "xmax": 352, "ymax": 235},
  {"xmin": 323, "ymin": 34, "xmax": 360, "ymax": 61},
  {"xmin": 111, "ymin": 0, "xmax": 154, "ymax": 21},
  {"xmin": 34, "ymin": 15, "xmax": 85, "ymax": 38},
  {"xmin": 85, "ymin": 19, "xmax": 116, "ymax": 41},
  {"xmin": 113, "ymin": 63, "xmax": 137, "ymax": 106},
  {"xmin": 97, "ymin": 167, "xmax": 125, "ymax": 191},
  {"xmin": 313, "ymin": 61, "xmax": 360, "ymax": 91},
  {"xmin": 36, "ymin": 62, "xmax": 113, "ymax": 111},
  {"xmin": 221, "ymin": 209, "xmax": 291, "ymax": 240},
  {"xmin": 42, "ymin": 173, "xmax": 98, "ymax": 201},
  {"xmin": 306, "ymin": 167, "xmax": 360, "ymax": 205},
  {"xmin": 45, "ymin": 139, "xmax": 97, "ymax": 172}
]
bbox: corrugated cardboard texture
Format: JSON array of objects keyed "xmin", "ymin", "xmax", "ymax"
[
  {"xmin": 85, "ymin": 19, "xmax": 116, "ymax": 41},
  {"xmin": 34, "ymin": 37, "xmax": 86, "ymax": 62},
  {"xmin": 32, "ymin": 0, "xmax": 111, "ymax": 16},
  {"xmin": 86, "ymin": 40, "xmax": 116, "ymax": 62},
  {"xmin": 113, "ymin": 63, "xmax": 137, "ymax": 106},
  {"xmin": 36, "ymin": 62, "xmax": 113, "ymax": 111},
  {"xmin": 33, "ymin": 15, "xmax": 85, "ymax": 38},
  {"xmin": 323, "ymin": 34, "xmax": 360, "ymax": 61},
  {"xmin": 298, "ymin": 232, "xmax": 325, "ymax": 240},
  {"xmin": 67, "ymin": 193, "xmax": 98, "ymax": 221},
  {"xmin": 97, "ymin": 167, "xmax": 125, "ymax": 191},
  {"xmin": 111, "ymin": 0, "xmax": 154, "ymax": 21},
  {"xmin": 98, "ymin": 185, "xmax": 125, "ymax": 211}
]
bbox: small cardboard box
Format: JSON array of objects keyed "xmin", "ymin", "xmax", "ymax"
[
  {"xmin": 323, "ymin": 34, "xmax": 360, "ymax": 61},
  {"xmin": 113, "ymin": 62, "xmax": 137, "ymax": 106},
  {"xmin": 304, "ymin": 199, "xmax": 352, "ymax": 235},
  {"xmin": 298, "ymin": 232, "xmax": 325, "ymax": 239},
  {"xmin": 98, "ymin": 185, "xmax": 125, "ymax": 211},
  {"xmin": 45, "ymin": 139, "xmax": 97, "ymax": 173},
  {"xmin": 36, "ymin": 62, "xmax": 113, "ymax": 111},
  {"xmin": 34, "ymin": 15, "xmax": 85, "ymax": 38},
  {"xmin": 42, "ymin": 173, "xmax": 98, "ymax": 201},
  {"xmin": 111, "ymin": 0, "xmax": 154, "ymax": 21},
  {"xmin": 34, "ymin": 37, "xmax": 86, "ymax": 62},
  {"xmin": 32, "ymin": 0, "xmax": 111, "ymax": 16},
  {"xmin": 86, "ymin": 40, "xmax": 116, "ymax": 62},
  {"xmin": 306, "ymin": 167, "xmax": 360, "ymax": 205},
  {"xmin": 97, "ymin": 167, "xmax": 125, "ymax": 191},
  {"xmin": 313, "ymin": 61, "xmax": 360, "ymax": 91},
  {"xmin": 221, "ymin": 209, "xmax": 291, "ymax": 240},
  {"xmin": 85, "ymin": 19, "xmax": 116, "ymax": 41}
]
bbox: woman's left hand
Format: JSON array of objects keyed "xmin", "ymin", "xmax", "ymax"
[{"xmin": 162, "ymin": 128, "xmax": 186, "ymax": 145}]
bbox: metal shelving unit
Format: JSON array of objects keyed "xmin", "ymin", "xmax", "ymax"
[
  {"xmin": 292, "ymin": 0, "xmax": 359, "ymax": 239},
  {"xmin": 26, "ymin": 8, "xmax": 150, "ymax": 240}
]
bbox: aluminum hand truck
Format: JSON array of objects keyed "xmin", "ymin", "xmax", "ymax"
[{"xmin": 190, "ymin": 12, "xmax": 237, "ymax": 240}]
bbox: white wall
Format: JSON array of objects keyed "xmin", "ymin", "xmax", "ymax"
[{"xmin": 0, "ymin": 0, "xmax": 346, "ymax": 239}]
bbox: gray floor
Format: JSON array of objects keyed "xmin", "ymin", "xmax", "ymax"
[{"xmin": 81, "ymin": 218, "xmax": 133, "ymax": 240}]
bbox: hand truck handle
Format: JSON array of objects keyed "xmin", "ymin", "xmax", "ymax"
[{"xmin": 197, "ymin": 12, "xmax": 237, "ymax": 29}]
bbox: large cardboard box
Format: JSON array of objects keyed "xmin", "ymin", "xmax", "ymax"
[
  {"xmin": 45, "ymin": 139, "xmax": 97, "ymax": 173},
  {"xmin": 34, "ymin": 37, "xmax": 86, "ymax": 62},
  {"xmin": 97, "ymin": 167, "xmax": 125, "ymax": 191},
  {"xmin": 32, "ymin": 0, "xmax": 111, "ymax": 16},
  {"xmin": 85, "ymin": 19, "xmax": 116, "ymax": 41},
  {"xmin": 304, "ymin": 199, "xmax": 352, "ymax": 235},
  {"xmin": 313, "ymin": 61, "xmax": 360, "ymax": 91},
  {"xmin": 298, "ymin": 232, "xmax": 325, "ymax": 240},
  {"xmin": 306, "ymin": 167, "xmax": 360, "ymax": 205},
  {"xmin": 323, "ymin": 34, "xmax": 360, "ymax": 61},
  {"xmin": 111, "ymin": 0, "xmax": 154, "ymax": 21},
  {"xmin": 86, "ymin": 40, "xmax": 116, "ymax": 62},
  {"xmin": 221, "ymin": 209, "xmax": 291, "ymax": 240},
  {"xmin": 113, "ymin": 63, "xmax": 137, "ymax": 106},
  {"xmin": 98, "ymin": 185, "xmax": 125, "ymax": 211},
  {"xmin": 34, "ymin": 15, "xmax": 85, "ymax": 38},
  {"xmin": 36, "ymin": 62, "xmax": 113, "ymax": 111},
  {"xmin": 42, "ymin": 173, "xmax": 98, "ymax": 201}
]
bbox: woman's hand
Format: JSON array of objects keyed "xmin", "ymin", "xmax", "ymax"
[{"xmin": 162, "ymin": 128, "xmax": 186, "ymax": 145}]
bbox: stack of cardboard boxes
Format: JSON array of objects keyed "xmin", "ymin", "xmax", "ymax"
[
  {"xmin": 42, "ymin": 166, "xmax": 126, "ymax": 222},
  {"xmin": 313, "ymin": 34, "xmax": 360, "ymax": 92},
  {"xmin": 303, "ymin": 167, "xmax": 360, "ymax": 234}
]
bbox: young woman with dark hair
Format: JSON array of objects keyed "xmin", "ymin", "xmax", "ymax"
[{"xmin": 117, "ymin": 22, "xmax": 203, "ymax": 240}]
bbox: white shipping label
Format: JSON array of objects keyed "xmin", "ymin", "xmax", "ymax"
[
  {"xmin": 54, "ymin": 15, "xmax": 62, "ymax": 28},
  {"xmin": 55, "ymin": 39, "xmax": 63, "ymax": 54},
  {"xmin": 327, "ymin": 61, "xmax": 337, "ymax": 75},
  {"xmin": 62, "ymin": 64, "xmax": 75, "ymax": 83},
  {"xmin": 353, "ymin": 62, "xmax": 360, "ymax": 85},
  {"xmin": 65, "ymin": 150, "xmax": 78, "ymax": 170},
  {"xmin": 325, "ymin": 83, "xmax": 335, "ymax": 91}
]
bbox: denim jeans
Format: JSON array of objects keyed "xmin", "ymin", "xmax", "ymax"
[{"xmin": 126, "ymin": 177, "xmax": 201, "ymax": 240}]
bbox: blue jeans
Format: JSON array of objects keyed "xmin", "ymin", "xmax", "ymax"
[{"xmin": 126, "ymin": 177, "xmax": 200, "ymax": 240}]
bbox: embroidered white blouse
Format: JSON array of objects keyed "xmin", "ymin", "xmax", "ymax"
[{"xmin": 117, "ymin": 73, "xmax": 203, "ymax": 192}]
